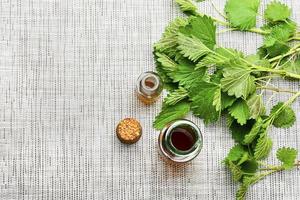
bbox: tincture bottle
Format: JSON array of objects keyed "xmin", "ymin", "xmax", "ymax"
[
  {"xmin": 136, "ymin": 71, "xmax": 163, "ymax": 105},
  {"xmin": 158, "ymin": 119, "xmax": 203, "ymax": 163}
]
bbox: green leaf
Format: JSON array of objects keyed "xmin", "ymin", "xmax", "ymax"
[
  {"xmin": 155, "ymin": 71, "xmax": 178, "ymax": 91},
  {"xmin": 226, "ymin": 144, "xmax": 246, "ymax": 162},
  {"xmin": 281, "ymin": 58, "xmax": 300, "ymax": 75},
  {"xmin": 164, "ymin": 87, "xmax": 188, "ymax": 106},
  {"xmin": 154, "ymin": 17, "xmax": 189, "ymax": 57},
  {"xmin": 264, "ymin": 1, "xmax": 291, "ymax": 22},
  {"xmin": 237, "ymin": 152, "xmax": 250, "ymax": 166},
  {"xmin": 175, "ymin": 0, "xmax": 197, "ymax": 14},
  {"xmin": 155, "ymin": 52, "xmax": 178, "ymax": 75},
  {"xmin": 261, "ymin": 25, "xmax": 291, "ymax": 57},
  {"xmin": 246, "ymin": 94, "xmax": 266, "ymax": 119},
  {"xmin": 262, "ymin": 42, "xmax": 290, "ymax": 58},
  {"xmin": 180, "ymin": 15, "xmax": 216, "ymax": 50},
  {"xmin": 221, "ymin": 62, "xmax": 256, "ymax": 98},
  {"xmin": 264, "ymin": 26, "xmax": 290, "ymax": 47},
  {"xmin": 270, "ymin": 102, "xmax": 296, "ymax": 128},
  {"xmin": 225, "ymin": 0, "xmax": 260, "ymax": 30},
  {"xmin": 189, "ymin": 81, "xmax": 221, "ymax": 124},
  {"xmin": 227, "ymin": 161, "xmax": 243, "ymax": 182},
  {"xmin": 153, "ymin": 102, "xmax": 190, "ymax": 130},
  {"xmin": 197, "ymin": 48, "xmax": 243, "ymax": 68},
  {"xmin": 229, "ymin": 119, "xmax": 255, "ymax": 144},
  {"xmin": 171, "ymin": 63, "xmax": 208, "ymax": 87},
  {"xmin": 236, "ymin": 174, "xmax": 265, "ymax": 200},
  {"xmin": 226, "ymin": 114, "xmax": 235, "ymax": 128},
  {"xmin": 259, "ymin": 20, "xmax": 296, "ymax": 58},
  {"xmin": 254, "ymin": 133, "xmax": 273, "ymax": 160},
  {"xmin": 213, "ymin": 87, "xmax": 222, "ymax": 112},
  {"xmin": 155, "ymin": 55, "xmax": 179, "ymax": 91},
  {"xmin": 154, "ymin": 52, "xmax": 178, "ymax": 91},
  {"xmin": 177, "ymin": 33, "xmax": 212, "ymax": 62},
  {"xmin": 243, "ymin": 117, "xmax": 263, "ymax": 144},
  {"xmin": 276, "ymin": 147, "xmax": 298, "ymax": 170},
  {"xmin": 236, "ymin": 184, "xmax": 249, "ymax": 200},
  {"xmin": 240, "ymin": 159, "xmax": 258, "ymax": 173},
  {"xmin": 210, "ymin": 69, "xmax": 223, "ymax": 84},
  {"xmin": 245, "ymin": 54, "xmax": 271, "ymax": 68},
  {"xmin": 221, "ymin": 92, "xmax": 236, "ymax": 110},
  {"xmin": 228, "ymin": 99, "xmax": 251, "ymax": 125}
]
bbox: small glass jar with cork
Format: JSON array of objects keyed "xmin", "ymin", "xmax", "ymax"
[{"xmin": 136, "ymin": 71, "xmax": 163, "ymax": 105}]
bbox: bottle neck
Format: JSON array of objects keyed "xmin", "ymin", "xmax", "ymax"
[{"xmin": 140, "ymin": 73, "xmax": 160, "ymax": 96}]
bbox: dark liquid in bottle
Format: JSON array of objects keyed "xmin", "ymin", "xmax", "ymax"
[
  {"xmin": 144, "ymin": 78, "xmax": 156, "ymax": 89},
  {"xmin": 170, "ymin": 128, "xmax": 195, "ymax": 151}
]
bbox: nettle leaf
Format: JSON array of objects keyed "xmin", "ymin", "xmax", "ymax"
[
  {"xmin": 261, "ymin": 25, "xmax": 291, "ymax": 57},
  {"xmin": 213, "ymin": 87, "xmax": 222, "ymax": 112},
  {"xmin": 270, "ymin": 102, "xmax": 296, "ymax": 128},
  {"xmin": 240, "ymin": 159, "xmax": 258, "ymax": 173},
  {"xmin": 245, "ymin": 54, "xmax": 271, "ymax": 69},
  {"xmin": 246, "ymin": 94, "xmax": 266, "ymax": 119},
  {"xmin": 171, "ymin": 63, "xmax": 208, "ymax": 87},
  {"xmin": 226, "ymin": 144, "xmax": 246, "ymax": 162},
  {"xmin": 262, "ymin": 20, "xmax": 296, "ymax": 39},
  {"xmin": 164, "ymin": 87, "xmax": 188, "ymax": 106},
  {"xmin": 227, "ymin": 161, "xmax": 243, "ymax": 182},
  {"xmin": 264, "ymin": 1, "xmax": 291, "ymax": 22},
  {"xmin": 197, "ymin": 48, "xmax": 243, "ymax": 68},
  {"xmin": 276, "ymin": 147, "xmax": 298, "ymax": 170},
  {"xmin": 243, "ymin": 117, "xmax": 263, "ymax": 144},
  {"xmin": 237, "ymin": 174, "xmax": 265, "ymax": 200},
  {"xmin": 221, "ymin": 92, "xmax": 236, "ymax": 110},
  {"xmin": 210, "ymin": 69, "xmax": 223, "ymax": 84},
  {"xmin": 177, "ymin": 33, "xmax": 212, "ymax": 62},
  {"xmin": 175, "ymin": 0, "xmax": 197, "ymax": 14},
  {"xmin": 264, "ymin": 25, "xmax": 290, "ymax": 46},
  {"xmin": 153, "ymin": 102, "xmax": 190, "ymax": 130},
  {"xmin": 254, "ymin": 133, "xmax": 273, "ymax": 160},
  {"xmin": 189, "ymin": 81, "xmax": 221, "ymax": 124},
  {"xmin": 229, "ymin": 119, "xmax": 255, "ymax": 144},
  {"xmin": 155, "ymin": 54, "xmax": 179, "ymax": 91},
  {"xmin": 225, "ymin": 0, "xmax": 260, "ymax": 30},
  {"xmin": 236, "ymin": 184, "xmax": 249, "ymax": 200},
  {"xmin": 281, "ymin": 58, "xmax": 300, "ymax": 76},
  {"xmin": 155, "ymin": 17, "xmax": 188, "ymax": 57},
  {"xmin": 237, "ymin": 152, "xmax": 249, "ymax": 166},
  {"xmin": 155, "ymin": 52, "xmax": 178, "ymax": 75},
  {"xmin": 180, "ymin": 15, "xmax": 216, "ymax": 49},
  {"xmin": 228, "ymin": 99, "xmax": 251, "ymax": 125},
  {"xmin": 221, "ymin": 62, "xmax": 256, "ymax": 98}
]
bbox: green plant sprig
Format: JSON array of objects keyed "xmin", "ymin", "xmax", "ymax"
[{"xmin": 153, "ymin": 1, "xmax": 300, "ymax": 199}]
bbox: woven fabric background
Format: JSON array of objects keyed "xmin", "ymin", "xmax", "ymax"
[{"xmin": 0, "ymin": 0, "xmax": 299, "ymax": 199}]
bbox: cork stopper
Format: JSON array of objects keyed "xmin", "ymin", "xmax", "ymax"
[{"xmin": 116, "ymin": 118, "xmax": 142, "ymax": 144}]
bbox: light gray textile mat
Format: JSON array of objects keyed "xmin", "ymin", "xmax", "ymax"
[{"xmin": 0, "ymin": 0, "xmax": 299, "ymax": 199}]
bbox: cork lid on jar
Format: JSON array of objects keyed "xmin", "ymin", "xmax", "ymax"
[{"xmin": 116, "ymin": 118, "xmax": 142, "ymax": 144}]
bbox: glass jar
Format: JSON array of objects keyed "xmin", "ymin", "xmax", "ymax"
[
  {"xmin": 158, "ymin": 119, "xmax": 203, "ymax": 163},
  {"xmin": 136, "ymin": 71, "xmax": 163, "ymax": 105}
]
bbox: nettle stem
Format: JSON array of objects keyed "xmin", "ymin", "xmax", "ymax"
[
  {"xmin": 257, "ymin": 86, "xmax": 298, "ymax": 94},
  {"xmin": 269, "ymin": 44, "xmax": 300, "ymax": 63},
  {"xmin": 259, "ymin": 161, "xmax": 300, "ymax": 171},
  {"xmin": 195, "ymin": 11, "xmax": 269, "ymax": 35},
  {"xmin": 253, "ymin": 66, "xmax": 300, "ymax": 80}
]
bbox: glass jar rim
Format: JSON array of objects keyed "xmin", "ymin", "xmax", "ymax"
[{"xmin": 164, "ymin": 119, "xmax": 203, "ymax": 156}]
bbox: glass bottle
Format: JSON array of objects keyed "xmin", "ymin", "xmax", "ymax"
[
  {"xmin": 158, "ymin": 119, "xmax": 203, "ymax": 163},
  {"xmin": 136, "ymin": 71, "xmax": 163, "ymax": 105}
]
